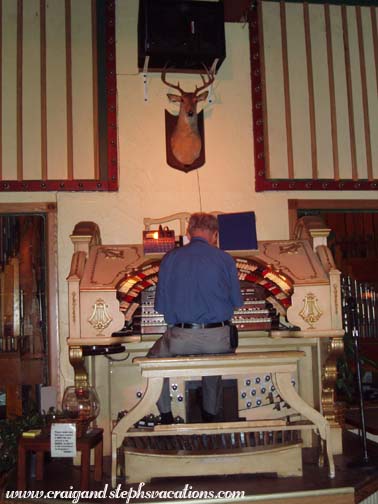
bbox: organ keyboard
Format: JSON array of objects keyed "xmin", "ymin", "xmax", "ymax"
[
  {"xmin": 232, "ymin": 287, "xmax": 280, "ymax": 330},
  {"xmin": 130, "ymin": 285, "xmax": 283, "ymax": 336}
]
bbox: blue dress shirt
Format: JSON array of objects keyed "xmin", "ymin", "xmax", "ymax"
[{"xmin": 155, "ymin": 237, "xmax": 243, "ymax": 325}]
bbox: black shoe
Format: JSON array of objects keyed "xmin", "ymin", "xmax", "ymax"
[
  {"xmin": 202, "ymin": 410, "xmax": 217, "ymax": 423},
  {"xmin": 160, "ymin": 411, "xmax": 174, "ymax": 425}
]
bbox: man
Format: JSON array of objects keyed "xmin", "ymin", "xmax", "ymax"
[{"xmin": 147, "ymin": 212, "xmax": 243, "ymax": 424}]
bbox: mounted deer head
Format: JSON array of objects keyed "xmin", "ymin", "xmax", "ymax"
[{"xmin": 161, "ymin": 67, "xmax": 215, "ymax": 168}]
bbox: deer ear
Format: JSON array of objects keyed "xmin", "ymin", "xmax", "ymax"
[
  {"xmin": 167, "ymin": 93, "xmax": 182, "ymax": 102},
  {"xmin": 195, "ymin": 91, "xmax": 209, "ymax": 103}
]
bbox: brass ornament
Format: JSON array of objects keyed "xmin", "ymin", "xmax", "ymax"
[
  {"xmin": 69, "ymin": 346, "xmax": 88, "ymax": 389},
  {"xmin": 321, "ymin": 337, "xmax": 344, "ymax": 425},
  {"xmin": 299, "ymin": 292, "xmax": 323, "ymax": 328},
  {"xmin": 88, "ymin": 298, "xmax": 112, "ymax": 334}
]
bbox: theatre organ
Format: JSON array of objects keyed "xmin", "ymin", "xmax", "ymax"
[{"xmin": 66, "ymin": 215, "xmax": 345, "ymax": 462}]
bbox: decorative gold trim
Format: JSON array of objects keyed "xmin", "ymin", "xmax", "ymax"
[
  {"xmin": 72, "ymin": 291, "xmax": 76, "ymax": 323},
  {"xmin": 321, "ymin": 337, "xmax": 344, "ymax": 424},
  {"xmin": 333, "ymin": 284, "xmax": 339, "ymax": 316},
  {"xmin": 299, "ymin": 292, "xmax": 323, "ymax": 328},
  {"xmin": 88, "ymin": 298, "xmax": 112, "ymax": 334},
  {"xmin": 69, "ymin": 346, "xmax": 88, "ymax": 388}
]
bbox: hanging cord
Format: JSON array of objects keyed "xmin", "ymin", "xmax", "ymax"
[{"xmin": 196, "ymin": 169, "xmax": 203, "ymax": 212}]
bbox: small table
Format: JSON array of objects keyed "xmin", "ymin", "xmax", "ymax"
[{"xmin": 17, "ymin": 427, "xmax": 103, "ymax": 490}]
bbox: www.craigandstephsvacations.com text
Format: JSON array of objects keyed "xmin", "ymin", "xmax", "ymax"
[{"xmin": 5, "ymin": 482, "xmax": 246, "ymax": 503}]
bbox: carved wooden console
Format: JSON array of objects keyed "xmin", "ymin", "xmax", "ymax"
[{"xmin": 66, "ymin": 215, "xmax": 345, "ymax": 457}]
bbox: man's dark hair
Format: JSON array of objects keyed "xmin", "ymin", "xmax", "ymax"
[{"xmin": 188, "ymin": 213, "xmax": 219, "ymax": 235}]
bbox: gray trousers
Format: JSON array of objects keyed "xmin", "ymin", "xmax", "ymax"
[{"xmin": 147, "ymin": 325, "xmax": 232, "ymax": 415}]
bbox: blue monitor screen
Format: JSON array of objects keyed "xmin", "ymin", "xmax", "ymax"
[{"xmin": 218, "ymin": 212, "xmax": 257, "ymax": 251}]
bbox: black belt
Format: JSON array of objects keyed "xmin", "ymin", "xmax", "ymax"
[{"xmin": 174, "ymin": 321, "xmax": 230, "ymax": 329}]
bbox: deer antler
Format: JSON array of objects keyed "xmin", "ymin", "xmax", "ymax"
[
  {"xmin": 194, "ymin": 64, "xmax": 215, "ymax": 96},
  {"xmin": 161, "ymin": 69, "xmax": 184, "ymax": 94}
]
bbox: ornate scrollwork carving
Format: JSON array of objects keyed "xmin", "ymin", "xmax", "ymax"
[
  {"xmin": 278, "ymin": 242, "xmax": 302, "ymax": 255},
  {"xmin": 100, "ymin": 247, "xmax": 125, "ymax": 260}
]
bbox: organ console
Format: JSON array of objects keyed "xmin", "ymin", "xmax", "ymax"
[{"xmin": 66, "ymin": 213, "xmax": 345, "ymax": 480}]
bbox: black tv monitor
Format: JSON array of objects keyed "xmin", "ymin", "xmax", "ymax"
[{"xmin": 138, "ymin": 0, "xmax": 226, "ymax": 72}]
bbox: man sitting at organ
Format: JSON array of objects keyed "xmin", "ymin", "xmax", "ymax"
[{"xmin": 147, "ymin": 212, "xmax": 243, "ymax": 424}]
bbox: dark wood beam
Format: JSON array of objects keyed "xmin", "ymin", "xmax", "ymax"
[{"xmin": 224, "ymin": 0, "xmax": 251, "ymax": 22}]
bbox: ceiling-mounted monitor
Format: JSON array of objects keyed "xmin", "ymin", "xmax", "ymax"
[{"xmin": 138, "ymin": 0, "xmax": 226, "ymax": 73}]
